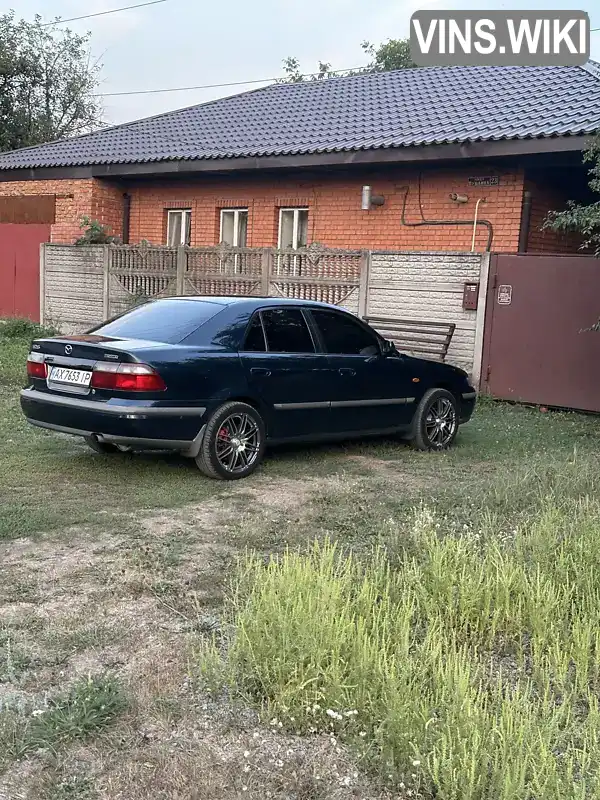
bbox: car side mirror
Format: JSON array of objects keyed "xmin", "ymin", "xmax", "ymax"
[{"xmin": 380, "ymin": 339, "xmax": 398, "ymax": 357}]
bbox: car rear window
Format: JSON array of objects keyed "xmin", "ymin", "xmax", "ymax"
[{"xmin": 90, "ymin": 299, "xmax": 223, "ymax": 343}]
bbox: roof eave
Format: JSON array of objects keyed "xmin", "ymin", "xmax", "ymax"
[{"xmin": 0, "ymin": 134, "xmax": 593, "ymax": 182}]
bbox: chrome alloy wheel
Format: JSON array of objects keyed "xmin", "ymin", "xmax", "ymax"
[
  {"xmin": 215, "ymin": 412, "xmax": 261, "ymax": 474},
  {"xmin": 424, "ymin": 397, "xmax": 457, "ymax": 448}
]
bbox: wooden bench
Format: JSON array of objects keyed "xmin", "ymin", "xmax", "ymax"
[{"xmin": 364, "ymin": 316, "xmax": 456, "ymax": 362}]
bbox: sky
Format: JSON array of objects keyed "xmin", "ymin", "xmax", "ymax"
[{"xmin": 10, "ymin": 0, "xmax": 600, "ymax": 127}]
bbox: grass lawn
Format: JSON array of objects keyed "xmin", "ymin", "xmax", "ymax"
[{"xmin": 1, "ymin": 324, "xmax": 600, "ymax": 799}]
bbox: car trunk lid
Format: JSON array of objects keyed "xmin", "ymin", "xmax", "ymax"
[{"xmin": 29, "ymin": 335, "xmax": 164, "ymax": 397}]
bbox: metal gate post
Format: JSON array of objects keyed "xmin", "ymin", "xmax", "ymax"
[{"xmin": 472, "ymin": 251, "xmax": 492, "ymax": 389}]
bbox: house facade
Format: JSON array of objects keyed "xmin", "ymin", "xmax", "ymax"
[{"xmin": 0, "ymin": 62, "xmax": 598, "ymax": 256}]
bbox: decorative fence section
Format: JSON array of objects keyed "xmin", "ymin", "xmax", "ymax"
[
  {"xmin": 269, "ymin": 246, "xmax": 364, "ymax": 314},
  {"xmin": 43, "ymin": 243, "xmax": 366, "ymax": 328},
  {"xmin": 108, "ymin": 243, "xmax": 178, "ymax": 318},
  {"xmin": 184, "ymin": 245, "xmax": 264, "ymax": 298}
]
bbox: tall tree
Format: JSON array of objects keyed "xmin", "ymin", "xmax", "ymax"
[
  {"xmin": 0, "ymin": 11, "xmax": 102, "ymax": 152},
  {"xmin": 361, "ymin": 38, "xmax": 418, "ymax": 71},
  {"xmin": 279, "ymin": 38, "xmax": 418, "ymax": 83},
  {"xmin": 544, "ymin": 135, "xmax": 600, "ymax": 257}
]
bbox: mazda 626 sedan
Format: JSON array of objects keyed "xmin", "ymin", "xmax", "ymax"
[{"xmin": 20, "ymin": 297, "xmax": 477, "ymax": 480}]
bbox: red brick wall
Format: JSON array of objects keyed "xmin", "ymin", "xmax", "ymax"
[
  {"xmin": 0, "ymin": 178, "xmax": 124, "ymax": 242},
  {"xmin": 91, "ymin": 181, "xmax": 124, "ymax": 240},
  {"xmin": 0, "ymin": 179, "xmax": 95, "ymax": 243},
  {"xmin": 127, "ymin": 166, "xmax": 526, "ymax": 252}
]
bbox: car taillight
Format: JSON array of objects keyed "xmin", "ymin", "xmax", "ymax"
[
  {"xmin": 91, "ymin": 362, "xmax": 166, "ymax": 392},
  {"xmin": 27, "ymin": 352, "xmax": 47, "ymax": 379}
]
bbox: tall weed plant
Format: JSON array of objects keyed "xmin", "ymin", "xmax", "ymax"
[{"xmin": 211, "ymin": 492, "xmax": 600, "ymax": 799}]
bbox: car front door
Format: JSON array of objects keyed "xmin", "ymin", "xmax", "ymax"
[
  {"xmin": 308, "ymin": 308, "xmax": 416, "ymax": 434},
  {"xmin": 239, "ymin": 307, "xmax": 332, "ymax": 440}
]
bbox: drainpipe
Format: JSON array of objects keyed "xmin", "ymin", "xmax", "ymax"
[
  {"xmin": 518, "ymin": 190, "xmax": 532, "ymax": 253},
  {"xmin": 122, "ymin": 193, "xmax": 131, "ymax": 244},
  {"xmin": 471, "ymin": 198, "xmax": 485, "ymax": 252}
]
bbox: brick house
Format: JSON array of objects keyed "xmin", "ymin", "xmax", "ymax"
[{"xmin": 0, "ymin": 62, "xmax": 598, "ymax": 257}]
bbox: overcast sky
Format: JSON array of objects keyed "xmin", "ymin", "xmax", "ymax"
[{"xmin": 11, "ymin": 0, "xmax": 600, "ymax": 127}]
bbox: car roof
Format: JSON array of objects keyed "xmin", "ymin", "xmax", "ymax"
[{"xmin": 166, "ymin": 296, "xmax": 344, "ymax": 311}]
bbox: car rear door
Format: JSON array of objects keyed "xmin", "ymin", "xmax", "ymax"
[
  {"xmin": 308, "ymin": 308, "xmax": 416, "ymax": 433},
  {"xmin": 239, "ymin": 307, "xmax": 332, "ymax": 440}
]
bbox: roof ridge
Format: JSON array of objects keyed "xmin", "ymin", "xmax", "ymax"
[{"xmin": 581, "ymin": 59, "xmax": 600, "ymax": 80}]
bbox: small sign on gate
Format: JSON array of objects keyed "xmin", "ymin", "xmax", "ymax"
[{"xmin": 497, "ymin": 284, "xmax": 513, "ymax": 305}]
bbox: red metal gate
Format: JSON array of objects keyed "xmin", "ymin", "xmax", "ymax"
[
  {"xmin": 0, "ymin": 224, "xmax": 50, "ymax": 321},
  {"xmin": 481, "ymin": 254, "xmax": 600, "ymax": 412}
]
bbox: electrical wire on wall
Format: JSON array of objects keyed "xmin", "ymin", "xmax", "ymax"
[{"xmin": 398, "ymin": 173, "xmax": 494, "ymax": 251}]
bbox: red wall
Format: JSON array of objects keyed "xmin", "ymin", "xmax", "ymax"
[
  {"xmin": 127, "ymin": 166, "xmax": 525, "ymax": 252},
  {"xmin": 0, "ymin": 162, "xmax": 584, "ymax": 254}
]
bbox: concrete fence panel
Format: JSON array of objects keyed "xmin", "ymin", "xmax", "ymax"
[
  {"xmin": 367, "ymin": 251, "xmax": 488, "ymax": 376},
  {"xmin": 42, "ymin": 244, "xmax": 105, "ymax": 333}
]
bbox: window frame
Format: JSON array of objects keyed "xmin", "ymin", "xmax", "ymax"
[
  {"xmin": 277, "ymin": 207, "xmax": 309, "ymax": 250},
  {"xmin": 241, "ymin": 311, "xmax": 267, "ymax": 353},
  {"xmin": 220, "ymin": 208, "xmax": 249, "ymax": 248},
  {"xmin": 307, "ymin": 308, "xmax": 382, "ymax": 356},
  {"xmin": 166, "ymin": 209, "xmax": 192, "ymax": 246}
]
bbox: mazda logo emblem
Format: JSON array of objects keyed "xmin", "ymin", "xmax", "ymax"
[{"xmin": 65, "ymin": 345, "xmax": 73, "ymax": 355}]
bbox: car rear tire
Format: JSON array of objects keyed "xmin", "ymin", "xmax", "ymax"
[
  {"xmin": 195, "ymin": 401, "xmax": 266, "ymax": 480},
  {"xmin": 84, "ymin": 435, "xmax": 122, "ymax": 455},
  {"xmin": 408, "ymin": 388, "xmax": 459, "ymax": 451}
]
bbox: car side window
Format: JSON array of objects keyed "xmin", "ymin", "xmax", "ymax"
[
  {"xmin": 243, "ymin": 314, "xmax": 267, "ymax": 352},
  {"xmin": 262, "ymin": 309, "xmax": 315, "ymax": 354},
  {"xmin": 311, "ymin": 310, "xmax": 379, "ymax": 356}
]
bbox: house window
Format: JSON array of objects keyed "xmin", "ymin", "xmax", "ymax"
[
  {"xmin": 220, "ymin": 208, "xmax": 248, "ymax": 247},
  {"xmin": 167, "ymin": 209, "xmax": 191, "ymax": 246},
  {"xmin": 278, "ymin": 208, "xmax": 309, "ymax": 250}
]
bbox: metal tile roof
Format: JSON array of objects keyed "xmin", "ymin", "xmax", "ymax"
[{"xmin": 0, "ymin": 63, "xmax": 599, "ymax": 170}]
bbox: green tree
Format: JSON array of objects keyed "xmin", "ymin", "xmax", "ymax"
[
  {"xmin": 279, "ymin": 56, "xmax": 337, "ymax": 83},
  {"xmin": 544, "ymin": 135, "xmax": 600, "ymax": 257},
  {"xmin": 279, "ymin": 38, "xmax": 418, "ymax": 83},
  {"xmin": 361, "ymin": 38, "xmax": 418, "ymax": 71},
  {"xmin": 0, "ymin": 11, "xmax": 102, "ymax": 152}
]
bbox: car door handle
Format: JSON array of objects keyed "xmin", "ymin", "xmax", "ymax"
[
  {"xmin": 338, "ymin": 368, "xmax": 356, "ymax": 376},
  {"xmin": 251, "ymin": 367, "xmax": 271, "ymax": 377}
]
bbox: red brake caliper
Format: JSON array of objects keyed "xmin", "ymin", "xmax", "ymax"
[{"xmin": 218, "ymin": 426, "xmax": 230, "ymax": 441}]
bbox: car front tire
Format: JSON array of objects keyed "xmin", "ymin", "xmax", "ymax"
[
  {"xmin": 195, "ymin": 401, "xmax": 266, "ymax": 480},
  {"xmin": 408, "ymin": 388, "xmax": 459, "ymax": 451}
]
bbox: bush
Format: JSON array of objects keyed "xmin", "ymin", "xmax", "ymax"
[
  {"xmin": 0, "ymin": 318, "xmax": 57, "ymax": 339},
  {"xmin": 75, "ymin": 215, "xmax": 119, "ymax": 245},
  {"xmin": 211, "ymin": 499, "xmax": 600, "ymax": 799}
]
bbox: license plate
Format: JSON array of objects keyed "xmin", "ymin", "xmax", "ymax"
[{"xmin": 48, "ymin": 366, "xmax": 92, "ymax": 387}]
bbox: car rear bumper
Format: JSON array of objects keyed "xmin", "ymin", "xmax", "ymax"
[{"xmin": 20, "ymin": 388, "xmax": 207, "ymax": 455}]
